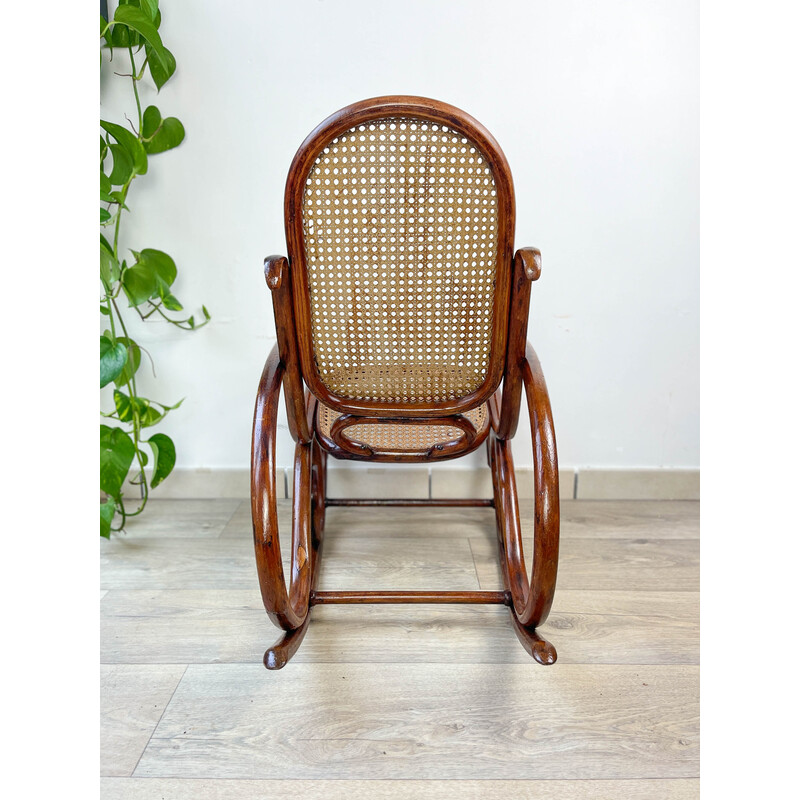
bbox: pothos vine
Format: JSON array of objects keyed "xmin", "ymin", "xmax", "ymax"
[{"xmin": 100, "ymin": 0, "xmax": 208, "ymax": 536}]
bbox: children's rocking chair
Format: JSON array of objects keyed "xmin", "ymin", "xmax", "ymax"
[{"xmin": 251, "ymin": 96, "xmax": 560, "ymax": 668}]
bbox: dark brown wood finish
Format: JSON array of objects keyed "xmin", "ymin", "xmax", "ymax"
[
  {"xmin": 251, "ymin": 346, "xmax": 314, "ymax": 632},
  {"xmin": 284, "ymin": 96, "xmax": 516, "ymax": 419},
  {"xmin": 488, "ymin": 340, "xmax": 560, "ymax": 663},
  {"xmin": 326, "ymin": 498, "xmax": 494, "ymax": 507},
  {"xmin": 251, "ymin": 97, "xmax": 560, "ymax": 669},
  {"xmin": 263, "ymin": 256, "xmax": 312, "ymax": 444},
  {"xmin": 492, "ymin": 247, "xmax": 541, "ymax": 440},
  {"xmin": 311, "ymin": 591, "xmax": 509, "ymax": 605}
]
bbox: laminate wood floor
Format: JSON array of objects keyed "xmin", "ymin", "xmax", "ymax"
[{"xmin": 100, "ymin": 498, "xmax": 699, "ymax": 798}]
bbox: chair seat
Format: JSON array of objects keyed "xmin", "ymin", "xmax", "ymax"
[{"xmin": 315, "ymin": 400, "xmax": 489, "ymax": 458}]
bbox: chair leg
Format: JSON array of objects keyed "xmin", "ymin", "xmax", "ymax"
[
  {"xmin": 508, "ymin": 610, "xmax": 558, "ymax": 665},
  {"xmin": 252, "ymin": 347, "xmax": 327, "ymax": 669},
  {"xmin": 264, "ymin": 437, "xmax": 328, "ymax": 670},
  {"xmin": 489, "ymin": 433, "xmax": 559, "ymax": 664},
  {"xmin": 489, "ymin": 347, "xmax": 560, "ymax": 665},
  {"xmin": 264, "ymin": 612, "xmax": 313, "ymax": 670}
]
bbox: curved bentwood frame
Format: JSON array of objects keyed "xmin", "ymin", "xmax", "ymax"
[{"xmin": 251, "ymin": 97, "xmax": 560, "ymax": 668}]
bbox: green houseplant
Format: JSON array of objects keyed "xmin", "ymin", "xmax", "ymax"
[{"xmin": 100, "ymin": 0, "xmax": 208, "ymax": 537}]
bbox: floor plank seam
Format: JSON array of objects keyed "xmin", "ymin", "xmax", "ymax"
[
  {"xmin": 129, "ymin": 665, "xmax": 188, "ymax": 778},
  {"xmin": 218, "ymin": 500, "xmax": 245, "ymax": 538},
  {"xmin": 467, "ymin": 537, "xmax": 487, "ymax": 590}
]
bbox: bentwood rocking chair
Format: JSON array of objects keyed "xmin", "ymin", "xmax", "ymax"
[{"xmin": 251, "ymin": 97, "xmax": 560, "ymax": 669}]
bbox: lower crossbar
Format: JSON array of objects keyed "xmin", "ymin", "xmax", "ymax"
[
  {"xmin": 325, "ymin": 498, "xmax": 494, "ymax": 507},
  {"xmin": 311, "ymin": 590, "xmax": 510, "ymax": 605}
]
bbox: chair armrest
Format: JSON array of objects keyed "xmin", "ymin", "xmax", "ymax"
[
  {"xmin": 515, "ymin": 247, "xmax": 542, "ymax": 281},
  {"xmin": 264, "ymin": 255, "xmax": 312, "ymax": 443},
  {"xmin": 492, "ymin": 247, "xmax": 542, "ymax": 439}
]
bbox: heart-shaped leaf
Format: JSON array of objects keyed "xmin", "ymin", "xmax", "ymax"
[
  {"xmin": 100, "ymin": 425, "xmax": 135, "ymax": 499},
  {"xmin": 140, "ymin": 248, "xmax": 177, "ymax": 290},
  {"xmin": 142, "ymin": 105, "xmax": 185, "ymax": 153},
  {"xmin": 114, "ymin": 391, "xmax": 165, "ymax": 428},
  {"xmin": 101, "ymin": 120, "xmax": 148, "ymax": 176},
  {"xmin": 100, "ymin": 336, "xmax": 129, "ymax": 388},
  {"xmin": 142, "ymin": 105, "xmax": 162, "ymax": 139},
  {"xmin": 113, "ymin": 337, "xmax": 142, "ymax": 387},
  {"xmin": 108, "ymin": 143, "xmax": 134, "ymax": 185},
  {"xmin": 121, "ymin": 248, "xmax": 177, "ymax": 305},
  {"xmin": 100, "ymin": 497, "xmax": 116, "ymax": 538},
  {"xmin": 146, "ymin": 116, "xmax": 185, "ymax": 154},
  {"xmin": 146, "ymin": 43, "xmax": 176, "ymax": 90},
  {"xmin": 121, "ymin": 259, "xmax": 157, "ymax": 306},
  {"xmin": 114, "ymin": 4, "xmax": 169, "ymax": 72},
  {"xmin": 100, "ymin": 235, "xmax": 120, "ymax": 290},
  {"xmin": 148, "ymin": 433, "xmax": 176, "ymax": 488}
]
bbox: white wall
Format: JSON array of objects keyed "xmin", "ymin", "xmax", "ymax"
[{"xmin": 100, "ymin": 0, "xmax": 699, "ymax": 473}]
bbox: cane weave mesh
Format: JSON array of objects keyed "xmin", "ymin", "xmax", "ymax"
[
  {"xmin": 316, "ymin": 401, "xmax": 488, "ymax": 453},
  {"xmin": 301, "ymin": 117, "xmax": 500, "ymax": 404}
]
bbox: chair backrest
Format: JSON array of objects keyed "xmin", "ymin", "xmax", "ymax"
[{"xmin": 285, "ymin": 96, "xmax": 516, "ymax": 417}]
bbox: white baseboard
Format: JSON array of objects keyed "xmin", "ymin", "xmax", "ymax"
[
  {"xmin": 575, "ymin": 468, "xmax": 699, "ymax": 500},
  {"xmin": 143, "ymin": 468, "xmax": 252, "ymax": 500},
  {"xmin": 431, "ymin": 467, "xmax": 577, "ymax": 501},
  {"xmin": 132, "ymin": 466, "xmax": 699, "ymax": 501}
]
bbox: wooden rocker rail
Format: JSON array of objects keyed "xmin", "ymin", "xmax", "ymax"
[{"xmin": 251, "ymin": 340, "xmax": 560, "ymax": 668}]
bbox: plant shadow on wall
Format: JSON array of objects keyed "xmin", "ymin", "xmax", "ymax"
[{"xmin": 100, "ymin": 0, "xmax": 209, "ymax": 537}]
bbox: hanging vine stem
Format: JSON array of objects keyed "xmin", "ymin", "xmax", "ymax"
[{"xmin": 100, "ymin": 1, "xmax": 209, "ymax": 537}]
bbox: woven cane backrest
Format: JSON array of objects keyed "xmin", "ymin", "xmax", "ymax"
[{"xmin": 285, "ymin": 98, "xmax": 515, "ymax": 416}]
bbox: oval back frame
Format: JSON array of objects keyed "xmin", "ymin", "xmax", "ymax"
[{"xmin": 284, "ymin": 96, "xmax": 516, "ymax": 418}]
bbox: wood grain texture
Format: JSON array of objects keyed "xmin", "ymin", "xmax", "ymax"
[
  {"xmin": 100, "ymin": 665, "xmax": 185, "ymax": 776},
  {"xmin": 222, "ymin": 498, "xmax": 290, "ymax": 538},
  {"xmin": 101, "ymin": 532, "xmax": 478, "ymax": 591},
  {"xmin": 101, "ymin": 538, "xmax": 258, "ymax": 590},
  {"xmin": 102, "ymin": 522, "xmax": 698, "ymax": 592},
  {"xmin": 101, "ymin": 777, "xmax": 700, "ymax": 800},
  {"xmin": 101, "ymin": 589, "xmax": 698, "ymax": 665},
  {"xmin": 221, "ymin": 499, "xmax": 700, "ymax": 540},
  {"xmin": 134, "ymin": 663, "xmax": 698, "ymax": 780},
  {"xmin": 318, "ymin": 535, "xmax": 479, "ymax": 590},
  {"xmin": 224, "ymin": 500, "xmax": 490, "ymax": 538},
  {"xmin": 471, "ymin": 536, "xmax": 699, "ymax": 591},
  {"xmin": 559, "ymin": 500, "xmax": 699, "ymax": 539},
  {"xmin": 115, "ymin": 499, "xmax": 240, "ymax": 538},
  {"xmin": 101, "ymin": 500, "xmax": 700, "ymax": 792}
]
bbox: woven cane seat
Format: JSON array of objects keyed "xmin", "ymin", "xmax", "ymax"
[{"xmin": 316, "ymin": 398, "xmax": 489, "ymax": 456}]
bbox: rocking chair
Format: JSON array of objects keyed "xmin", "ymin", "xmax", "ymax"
[{"xmin": 251, "ymin": 97, "xmax": 560, "ymax": 668}]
